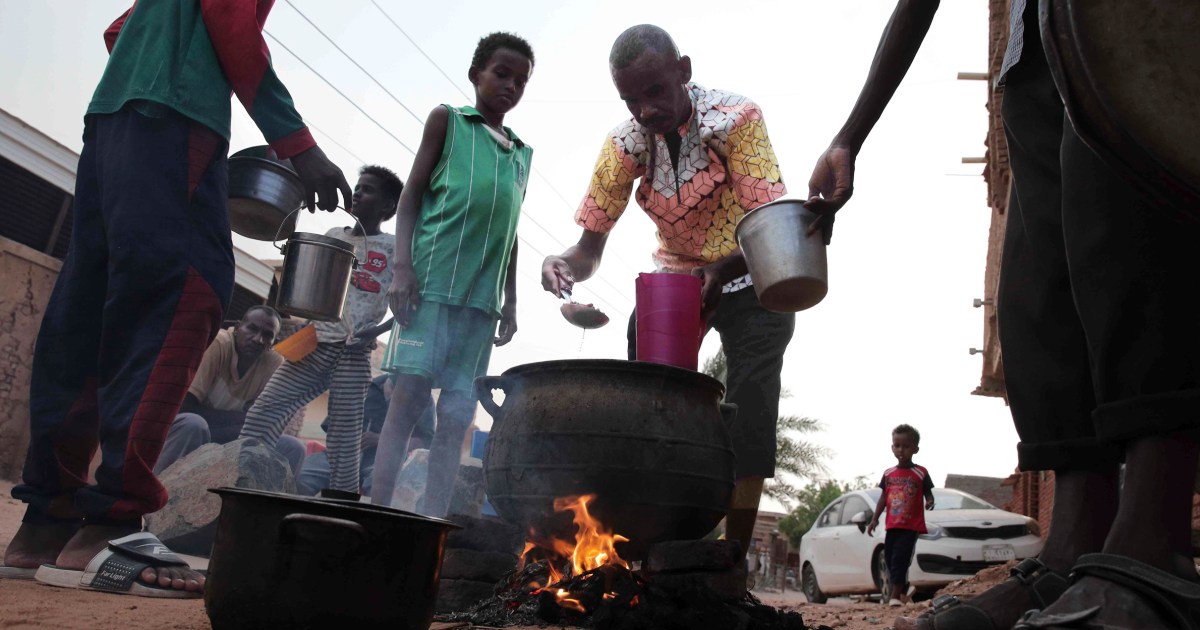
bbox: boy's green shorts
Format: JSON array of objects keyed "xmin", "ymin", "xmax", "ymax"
[{"xmin": 382, "ymin": 301, "xmax": 497, "ymax": 395}]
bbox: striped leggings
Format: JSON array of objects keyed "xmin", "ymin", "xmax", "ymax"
[{"xmin": 240, "ymin": 342, "xmax": 372, "ymax": 492}]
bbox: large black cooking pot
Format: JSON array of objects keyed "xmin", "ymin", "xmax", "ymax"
[
  {"xmin": 475, "ymin": 359, "xmax": 736, "ymax": 560},
  {"xmin": 204, "ymin": 488, "xmax": 458, "ymax": 630}
]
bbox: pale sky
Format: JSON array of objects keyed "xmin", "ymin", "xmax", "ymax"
[{"xmin": 0, "ymin": 0, "xmax": 1020, "ymax": 511}]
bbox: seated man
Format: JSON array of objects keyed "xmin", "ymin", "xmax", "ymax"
[
  {"xmin": 153, "ymin": 306, "xmax": 305, "ymax": 475},
  {"xmin": 297, "ymin": 374, "xmax": 434, "ymax": 496}
]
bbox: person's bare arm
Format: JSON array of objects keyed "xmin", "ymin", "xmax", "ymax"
[
  {"xmin": 806, "ymin": 0, "xmax": 940, "ymax": 217},
  {"xmin": 496, "ymin": 240, "xmax": 519, "ymax": 346},
  {"xmin": 541, "ymin": 230, "xmax": 609, "ymax": 298},
  {"xmin": 868, "ymin": 491, "xmax": 887, "ymax": 537},
  {"xmin": 388, "ymin": 106, "xmax": 449, "ymax": 326}
]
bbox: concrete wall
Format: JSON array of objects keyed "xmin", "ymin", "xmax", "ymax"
[{"xmin": 0, "ymin": 237, "xmax": 61, "ymax": 481}]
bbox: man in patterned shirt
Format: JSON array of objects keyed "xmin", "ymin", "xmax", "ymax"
[{"xmin": 541, "ymin": 24, "xmax": 794, "ymax": 563}]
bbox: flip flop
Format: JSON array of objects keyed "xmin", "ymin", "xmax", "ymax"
[
  {"xmin": 34, "ymin": 532, "xmax": 201, "ymax": 599},
  {"xmin": 1014, "ymin": 553, "xmax": 1200, "ymax": 629},
  {"xmin": 0, "ymin": 566, "xmax": 38, "ymax": 580}
]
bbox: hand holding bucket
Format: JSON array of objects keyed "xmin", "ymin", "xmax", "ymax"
[{"xmin": 635, "ymin": 273, "xmax": 705, "ymax": 371}]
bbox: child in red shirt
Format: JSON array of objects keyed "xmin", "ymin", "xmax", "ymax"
[{"xmin": 868, "ymin": 424, "xmax": 935, "ymax": 605}]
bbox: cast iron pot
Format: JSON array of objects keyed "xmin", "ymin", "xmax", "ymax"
[
  {"xmin": 204, "ymin": 487, "xmax": 458, "ymax": 630},
  {"xmin": 475, "ymin": 359, "xmax": 736, "ymax": 560}
]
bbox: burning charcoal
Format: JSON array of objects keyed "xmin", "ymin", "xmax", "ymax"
[{"xmin": 535, "ymin": 587, "xmax": 566, "ymax": 623}]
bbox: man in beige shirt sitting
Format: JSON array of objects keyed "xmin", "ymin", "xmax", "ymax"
[{"xmin": 154, "ymin": 306, "xmax": 305, "ymax": 475}]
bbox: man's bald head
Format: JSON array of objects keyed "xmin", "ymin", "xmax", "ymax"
[{"xmin": 610, "ymin": 24, "xmax": 680, "ymax": 70}]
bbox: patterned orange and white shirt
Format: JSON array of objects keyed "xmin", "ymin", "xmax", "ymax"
[{"xmin": 576, "ymin": 83, "xmax": 787, "ymax": 286}]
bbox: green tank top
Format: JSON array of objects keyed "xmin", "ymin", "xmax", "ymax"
[{"xmin": 412, "ymin": 105, "xmax": 533, "ymax": 317}]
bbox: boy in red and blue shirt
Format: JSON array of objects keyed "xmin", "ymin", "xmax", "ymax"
[{"xmin": 869, "ymin": 423, "xmax": 935, "ymax": 605}]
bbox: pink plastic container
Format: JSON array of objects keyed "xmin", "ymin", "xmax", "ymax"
[{"xmin": 635, "ymin": 272, "xmax": 705, "ymax": 370}]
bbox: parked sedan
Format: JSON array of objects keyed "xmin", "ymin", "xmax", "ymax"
[{"xmin": 798, "ymin": 487, "xmax": 1043, "ymax": 603}]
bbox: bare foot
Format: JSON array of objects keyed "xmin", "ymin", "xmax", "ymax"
[
  {"xmin": 3, "ymin": 521, "xmax": 80, "ymax": 569},
  {"xmin": 56, "ymin": 526, "xmax": 204, "ymax": 593}
]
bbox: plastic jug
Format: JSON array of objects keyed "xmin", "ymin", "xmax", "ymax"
[{"xmin": 635, "ymin": 272, "xmax": 705, "ymax": 370}]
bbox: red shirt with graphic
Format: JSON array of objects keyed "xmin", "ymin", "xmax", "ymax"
[{"xmin": 878, "ymin": 464, "xmax": 934, "ymax": 533}]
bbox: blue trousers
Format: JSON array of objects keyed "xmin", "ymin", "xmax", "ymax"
[{"xmin": 14, "ymin": 105, "xmax": 233, "ymax": 524}]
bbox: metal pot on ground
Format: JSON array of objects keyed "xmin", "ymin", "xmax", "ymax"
[
  {"xmin": 204, "ymin": 487, "xmax": 458, "ymax": 630},
  {"xmin": 475, "ymin": 359, "xmax": 737, "ymax": 560}
]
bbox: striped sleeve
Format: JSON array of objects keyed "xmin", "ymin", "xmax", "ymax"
[{"xmin": 199, "ymin": 0, "xmax": 315, "ymax": 159}]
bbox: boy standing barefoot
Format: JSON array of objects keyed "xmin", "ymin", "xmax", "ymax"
[{"xmin": 370, "ymin": 33, "xmax": 534, "ymax": 518}]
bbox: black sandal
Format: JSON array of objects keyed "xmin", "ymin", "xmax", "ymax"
[
  {"xmin": 1014, "ymin": 553, "xmax": 1200, "ymax": 629},
  {"xmin": 909, "ymin": 557, "xmax": 1069, "ymax": 630}
]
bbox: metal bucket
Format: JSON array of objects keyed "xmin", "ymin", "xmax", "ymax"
[
  {"xmin": 274, "ymin": 208, "xmax": 360, "ymax": 322},
  {"xmin": 735, "ymin": 198, "xmax": 828, "ymax": 312}
]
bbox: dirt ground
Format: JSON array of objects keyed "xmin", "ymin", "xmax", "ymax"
[{"xmin": 0, "ymin": 478, "xmax": 1009, "ymax": 629}]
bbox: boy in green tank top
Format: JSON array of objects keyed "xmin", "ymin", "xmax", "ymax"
[{"xmin": 370, "ymin": 33, "xmax": 535, "ymax": 517}]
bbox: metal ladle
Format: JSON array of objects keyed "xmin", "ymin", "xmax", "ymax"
[{"xmin": 559, "ymin": 288, "xmax": 610, "ymax": 329}]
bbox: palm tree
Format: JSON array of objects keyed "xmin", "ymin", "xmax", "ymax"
[{"xmin": 701, "ymin": 349, "xmax": 831, "ymax": 510}]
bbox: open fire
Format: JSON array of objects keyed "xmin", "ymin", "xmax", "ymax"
[
  {"xmin": 517, "ymin": 494, "xmax": 640, "ymax": 615},
  {"xmin": 439, "ymin": 494, "xmax": 810, "ymax": 629}
]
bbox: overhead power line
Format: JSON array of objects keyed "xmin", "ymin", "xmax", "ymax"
[
  {"xmin": 263, "ymin": 29, "xmax": 416, "ymax": 156},
  {"xmin": 283, "ymin": 0, "xmax": 426, "ymax": 127},
  {"xmin": 305, "ymin": 121, "xmax": 368, "ymax": 165},
  {"xmin": 370, "ymin": 0, "xmax": 473, "ymax": 102}
]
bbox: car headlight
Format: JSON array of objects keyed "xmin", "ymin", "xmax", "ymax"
[
  {"xmin": 919, "ymin": 523, "xmax": 946, "ymax": 540},
  {"xmin": 1026, "ymin": 518, "xmax": 1041, "ymax": 537}
]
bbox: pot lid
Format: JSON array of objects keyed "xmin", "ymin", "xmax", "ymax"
[
  {"xmin": 499, "ymin": 359, "xmax": 725, "ymax": 398},
  {"xmin": 208, "ymin": 487, "xmax": 460, "ymax": 529}
]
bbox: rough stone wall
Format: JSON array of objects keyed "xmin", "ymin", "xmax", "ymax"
[
  {"xmin": 0, "ymin": 238, "xmax": 61, "ymax": 481},
  {"xmin": 974, "ymin": 0, "xmax": 1012, "ymax": 399}
]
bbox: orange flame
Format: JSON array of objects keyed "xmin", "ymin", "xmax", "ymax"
[
  {"xmin": 554, "ymin": 494, "xmax": 630, "ymax": 575},
  {"xmin": 519, "ymin": 494, "xmax": 629, "ymax": 585}
]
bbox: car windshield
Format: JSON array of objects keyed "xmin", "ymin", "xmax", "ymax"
[{"xmin": 862, "ymin": 488, "xmax": 996, "ymax": 510}]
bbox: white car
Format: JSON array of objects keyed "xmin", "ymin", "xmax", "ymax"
[{"xmin": 798, "ymin": 487, "xmax": 1043, "ymax": 603}]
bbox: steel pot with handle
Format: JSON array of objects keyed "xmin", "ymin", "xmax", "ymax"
[
  {"xmin": 273, "ymin": 208, "xmax": 362, "ymax": 322},
  {"xmin": 204, "ymin": 487, "xmax": 458, "ymax": 630}
]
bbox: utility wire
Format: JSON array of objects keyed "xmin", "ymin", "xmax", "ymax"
[
  {"xmin": 283, "ymin": 0, "xmax": 426, "ymax": 127},
  {"xmin": 306, "ymin": 120, "xmax": 368, "ymax": 165},
  {"xmin": 263, "ymin": 29, "xmax": 416, "ymax": 156},
  {"xmin": 370, "ymin": 0, "xmax": 473, "ymax": 102}
]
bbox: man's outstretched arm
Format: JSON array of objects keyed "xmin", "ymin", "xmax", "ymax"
[{"xmin": 806, "ymin": 0, "xmax": 940, "ymax": 216}]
